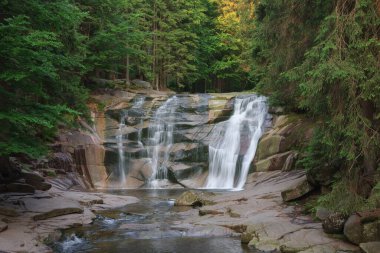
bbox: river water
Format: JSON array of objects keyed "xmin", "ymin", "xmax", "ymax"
[{"xmin": 52, "ymin": 189, "xmax": 252, "ymax": 253}]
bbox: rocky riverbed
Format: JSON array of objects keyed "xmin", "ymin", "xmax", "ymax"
[
  {"xmin": 0, "ymin": 178, "xmax": 138, "ymax": 252},
  {"xmin": 174, "ymin": 171, "xmax": 360, "ymax": 253}
]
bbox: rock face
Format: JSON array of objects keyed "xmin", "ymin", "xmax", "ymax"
[
  {"xmin": 281, "ymin": 175, "xmax": 314, "ymax": 201},
  {"xmin": 344, "ymin": 209, "xmax": 380, "ymax": 245},
  {"xmin": 252, "ymin": 113, "xmax": 314, "ymax": 172}
]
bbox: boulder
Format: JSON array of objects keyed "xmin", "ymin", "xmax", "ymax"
[
  {"xmin": 322, "ymin": 212, "xmax": 347, "ymax": 234},
  {"xmin": 255, "ymin": 151, "xmax": 294, "ymax": 172},
  {"xmin": 255, "ymin": 134, "xmax": 284, "ymax": 160},
  {"xmin": 359, "ymin": 242, "xmax": 380, "ymax": 253},
  {"xmin": 20, "ymin": 172, "xmax": 52, "ymax": 191},
  {"xmin": 281, "ymin": 177, "xmax": 314, "ymax": 202},
  {"xmin": 174, "ymin": 191, "xmax": 214, "ymax": 206},
  {"xmin": 344, "ymin": 209, "xmax": 380, "ymax": 245},
  {"xmin": 0, "ymin": 221, "xmax": 7, "ymax": 232},
  {"xmin": 131, "ymin": 79, "xmax": 151, "ymax": 89},
  {"xmin": 344, "ymin": 214, "xmax": 363, "ymax": 245},
  {"xmin": 6, "ymin": 183, "xmax": 35, "ymax": 193}
]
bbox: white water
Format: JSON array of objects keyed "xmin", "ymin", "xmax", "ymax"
[
  {"xmin": 147, "ymin": 96, "xmax": 179, "ymax": 187},
  {"xmin": 116, "ymin": 111, "xmax": 127, "ymax": 186},
  {"xmin": 133, "ymin": 96, "xmax": 146, "ymax": 146},
  {"xmin": 205, "ymin": 95, "xmax": 268, "ymax": 189},
  {"xmin": 116, "ymin": 96, "xmax": 145, "ymax": 186}
]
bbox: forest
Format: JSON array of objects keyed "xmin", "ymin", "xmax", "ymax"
[{"xmin": 0, "ymin": 0, "xmax": 379, "ymax": 215}]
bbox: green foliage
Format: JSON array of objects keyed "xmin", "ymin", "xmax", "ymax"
[
  {"xmin": 318, "ymin": 180, "xmax": 377, "ymax": 215},
  {"xmin": 252, "ymin": 0, "xmax": 380, "ymax": 204},
  {"xmin": 0, "ymin": 0, "xmax": 86, "ymax": 157}
]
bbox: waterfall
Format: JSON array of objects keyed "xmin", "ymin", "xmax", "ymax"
[
  {"xmin": 205, "ymin": 95, "xmax": 268, "ymax": 189},
  {"xmin": 132, "ymin": 96, "xmax": 145, "ymax": 147},
  {"xmin": 147, "ymin": 96, "xmax": 179, "ymax": 186},
  {"xmin": 116, "ymin": 96, "xmax": 145, "ymax": 187},
  {"xmin": 116, "ymin": 111, "xmax": 127, "ymax": 186}
]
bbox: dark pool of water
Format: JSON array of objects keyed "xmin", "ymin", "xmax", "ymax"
[{"xmin": 51, "ymin": 189, "xmax": 253, "ymax": 253}]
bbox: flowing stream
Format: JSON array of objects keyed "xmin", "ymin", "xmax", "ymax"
[{"xmin": 52, "ymin": 189, "xmax": 251, "ymax": 253}]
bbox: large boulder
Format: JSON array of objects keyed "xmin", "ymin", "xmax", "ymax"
[
  {"xmin": 20, "ymin": 171, "xmax": 52, "ymax": 191},
  {"xmin": 344, "ymin": 209, "xmax": 380, "ymax": 245},
  {"xmin": 255, "ymin": 151, "xmax": 294, "ymax": 172},
  {"xmin": 255, "ymin": 134, "xmax": 284, "ymax": 161},
  {"xmin": 174, "ymin": 191, "xmax": 214, "ymax": 206},
  {"xmin": 281, "ymin": 176, "xmax": 314, "ymax": 202},
  {"xmin": 252, "ymin": 114, "xmax": 314, "ymax": 173}
]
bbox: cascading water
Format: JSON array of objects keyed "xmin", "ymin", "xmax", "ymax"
[
  {"xmin": 205, "ymin": 95, "xmax": 268, "ymax": 189},
  {"xmin": 147, "ymin": 96, "xmax": 179, "ymax": 186},
  {"xmin": 116, "ymin": 111, "xmax": 127, "ymax": 186},
  {"xmin": 115, "ymin": 96, "xmax": 146, "ymax": 187},
  {"xmin": 132, "ymin": 96, "xmax": 145, "ymax": 146}
]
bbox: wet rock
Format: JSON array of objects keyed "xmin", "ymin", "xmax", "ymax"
[
  {"xmin": 0, "ymin": 206, "xmax": 20, "ymax": 217},
  {"xmin": 281, "ymin": 176, "xmax": 314, "ymax": 202},
  {"xmin": 359, "ymin": 242, "xmax": 380, "ymax": 253},
  {"xmin": 174, "ymin": 191, "xmax": 214, "ymax": 206},
  {"xmin": 0, "ymin": 221, "xmax": 8, "ymax": 232},
  {"xmin": 322, "ymin": 212, "xmax": 347, "ymax": 234},
  {"xmin": 6, "ymin": 183, "xmax": 35, "ymax": 193}
]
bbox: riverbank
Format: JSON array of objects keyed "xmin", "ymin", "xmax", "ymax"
[{"xmin": 0, "ymin": 176, "xmax": 138, "ymax": 252}]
